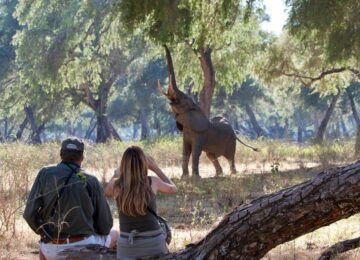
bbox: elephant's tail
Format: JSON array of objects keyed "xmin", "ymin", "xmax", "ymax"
[{"xmin": 236, "ymin": 136, "xmax": 259, "ymax": 152}]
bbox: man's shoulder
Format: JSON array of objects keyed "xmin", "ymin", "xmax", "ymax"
[
  {"xmin": 79, "ymin": 171, "xmax": 105, "ymax": 194},
  {"xmin": 80, "ymin": 170, "xmax": 100, "ymax": 184},
  {"xmin": 42, "ymin": 163, "xmax": 59, "ymax": 169},
  {"xmin": 38, "ymin": 164, "xmax": 60, "ymax": 173}
]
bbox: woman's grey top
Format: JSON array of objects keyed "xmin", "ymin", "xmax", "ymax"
[{"xmin": 118, "ymin": 177, "xmax": 160, "ymax": 232}]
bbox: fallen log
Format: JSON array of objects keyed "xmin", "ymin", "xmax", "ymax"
[{"xmin": 64, "ymin": 160, "xmax": 360, "ymax": 259}]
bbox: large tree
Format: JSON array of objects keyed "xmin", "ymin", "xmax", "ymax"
[
  {"xmin": 284, "ymin": 0, "xmax": 360, "ymax": 151},
  {"xmin": 109, "ymin": 0, "xmax": 264, "ymax": 117},
  {"xmin": 0, "ymin": 0, "xmax": 69, "ymax": 143},
  {"xmin": 13, "ymin": 0, "xmax": 140, "ymax": 142}
]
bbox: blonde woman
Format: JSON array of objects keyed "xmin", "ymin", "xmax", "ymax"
[{"xmin": 105, "ymin": 146, "xmax": 177, "ymax": 259}]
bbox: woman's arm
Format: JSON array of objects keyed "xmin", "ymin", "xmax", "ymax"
[
  {"xmin": 146, "ymin": 155, "xmax": 177, "ymax": 194},
  {"xmin": 104, "ymin": 168, "xmax": 119, "ymax": 198}
]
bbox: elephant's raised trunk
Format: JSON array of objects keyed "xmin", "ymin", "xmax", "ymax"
[{"xmin": 163, "ymin": 44, "xmax": 182, "ymax": 95}]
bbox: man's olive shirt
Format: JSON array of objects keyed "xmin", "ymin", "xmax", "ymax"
[{"xmin": 23, "ymin": 162, "xmax": 113, "ymax": 236}]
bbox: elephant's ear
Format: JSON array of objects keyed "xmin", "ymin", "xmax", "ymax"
[{"xmin": 176, "ymin": 110, "xmax": 209, "ymax": 132}]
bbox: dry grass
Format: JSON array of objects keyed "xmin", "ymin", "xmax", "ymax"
[
  {"xmin": 264, "ymin": 215, "xmax": 360, "ymax": 259},
  {"xmin": 0, "ymin": 138, "xmax": 359, "ymax": 259}
]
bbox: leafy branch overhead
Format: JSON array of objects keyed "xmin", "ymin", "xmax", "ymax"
[
  {"xmin": 286, "ymin": 0, "xmax": 360, "ymax": 63},
  {"xmin": 258, "ymin": 33, "xmax": 358, "ymax": 94}
]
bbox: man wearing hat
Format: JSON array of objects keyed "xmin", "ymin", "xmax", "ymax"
[{"xmin": 23, "ymin": 137, "xmax": 117, "ymax": 260}]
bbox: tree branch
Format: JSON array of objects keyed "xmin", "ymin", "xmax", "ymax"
[
  {"xmin": 80, "ymin": 83, "xmax": 97, "ymax": 110},
  {"xmin": 167, "ymin": 161, "xmax": 360, "ymax": 259},
  {"xmin": 318, "ymin": 236, "xmax": 360, "ymax": 260},
  {"xmin": 278, "ymin": 66, "xmax": 360, "ymax": 86}
]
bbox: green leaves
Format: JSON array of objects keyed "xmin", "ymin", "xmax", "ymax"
[
  {"xmin": 111, "ymin": 0, "xmax": 264, "ymax": 93},
  {"xmin": 286, "ymin": 0, "xmax": 360, "ymax": 63},
  {"xmin": 113, "ymin": 0, "xmax": 191, "ymax": 44},
  {"xmin": 14, "ymin": 0, "xmax": 95, "ymax": 86}
]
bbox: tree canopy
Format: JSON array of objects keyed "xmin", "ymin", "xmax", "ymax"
[
  {"xmin": 286, "ymin": 0, "xmax": 360, "ymax": 63},
  {"xmin": 0, "ymin": 0, "xmax": 358, "ymax": 146}
]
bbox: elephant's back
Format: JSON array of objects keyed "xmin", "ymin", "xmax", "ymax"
[
  {"xmin": 210, "ymin": 121, "xmax": 236, "ymax": 136},
  {"xmin": 203, "ymin": 122, "xmax": 236, "ymax": 155}
]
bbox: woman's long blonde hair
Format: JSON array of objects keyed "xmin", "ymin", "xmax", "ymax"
[{"xmin": 114, "ymin": 146, "xmax": 152, "ymax": 216}]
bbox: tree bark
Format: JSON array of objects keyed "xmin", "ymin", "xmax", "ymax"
[
  {"xmin": 81, "ymin": 83, "xmax": 121, "ymax": 143},
  {"xmin": 346, "ymin": 87, "xmax": 360, "ymax": 157},
  {"xmin": 153, "ymin": 109, "xmax": 161, "ymax": 136},
  {"xmin": 295, "ymin": 112, "xmax": 303, "ymax": 143},
  {"xmin": 198, "ymin": 48, "xmax": 215, "ymax": 118},
  {"xmin": 139, "ymin": 107, "xmax": 150, "ymax": 140},
  {"xmin": 333, "ymin": 119, "xmax": 341, "ymax": 139},
  {"xmin": 3, "ymin": 117, "xmax": 8, "ymax": 139},
  {"xmin": 273, "ymin": 116, "xmax": 281, "ymax": 138},
  {"xmin": 96, "ymin": 84, "xmax": 121, "ymax": 143},
  {"xmin": 6, "ymin": 126, "xmax": 14, "ymax": 140},
  {"xmin": 16, "ymin": 116, "xmax": 28, "ymax": 140},
  {"xmin": 318, "ymin": 236, "xmax": 360, "ymax": 260},
  {"xmin": 96, "ymin": 114, "xmax": 120, "ymax": 143},
  {"xmin": 245, "ymin": 103, "xmax": 264, "ymax": 138},
  {"xmin": 84, "ymin": 116, "xmax": 96, "ymax": 140},
  {"xmin": 64, "ymin": 160, "xmax": 360, "ymax": 259},
  {"xmin": 24, "ymin": 106, "xmax": 44, "ymax": 144},
  {"xmin": 132, "ymin": 122, "xmax": 139, "ymax": 140},
  {"xmin": 340, "ymin": 117, "xmax": 349, "ymax": 138},
  {"xmin": 314, "ymin": 93, "xmax": 340, "ymax": 144},
  {"xmin": 283, "ymin": 117, "xmax": 289, "ymax": 139},
  {"xmin": 313, "ymin": 110, "xmax": 320, "ymax": 136}
]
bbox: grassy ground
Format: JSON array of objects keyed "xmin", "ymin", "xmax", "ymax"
[{"xmin": 0, "ymin": 138, "xmax": 359, "ymax": 259}]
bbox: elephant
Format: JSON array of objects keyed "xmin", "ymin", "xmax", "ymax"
[{"xmin": 158, "ymin": 45, "xmax": 258, "ymax": 178}]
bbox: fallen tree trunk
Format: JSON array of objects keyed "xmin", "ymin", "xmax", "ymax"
[
  {"xmin": 64, "ymin": 161, "xmax": 360, "ymax": 259},
  {"xmin": 318, "ymin": 236, "xmax": 360, "ymax": 260}
]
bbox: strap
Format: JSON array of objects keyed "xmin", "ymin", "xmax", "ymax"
[
  {"xmin": 49, "ymin": 162, "xmax": 79, "ymax": 218},
  {"xmin": 146, "ymin": 178, "xmax": 157, "ymax": 217},
  {"xmin": 147, "ymin": 206, "xmax": 158, "ymax": 218}
]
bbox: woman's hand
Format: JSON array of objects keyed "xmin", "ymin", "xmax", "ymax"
[
  {"xmin": 145, "ymin": 154, "xmax": 177, "ymax": 194},
  {"xmin": 104, "ymin": 177, "xmax": 117, "ymax": 198},
  {"xmin": 105, "ymin": 168, "xmax": 120, "ymax": 198}
]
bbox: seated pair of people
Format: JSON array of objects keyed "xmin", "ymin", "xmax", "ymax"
[{"xmin": 23, "ymin": 138, "xmax": 177, "ymax": 260}]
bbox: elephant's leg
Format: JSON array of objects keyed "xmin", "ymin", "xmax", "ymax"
[
  {"xmin": 182, "ymin": 141, "xmax": 191, "ymax": 178},
  {"xmin": 206, "ymin": 152, "xmax": 223, "ymax": 176},
  {"xmin": 226, "ymin": 153, "xmax": 237, "ymax": 174},
  {"xmin": 226, "ymin": 141, "xmax": 237, "ymax": 175},
  {"xmin": 191, "ymin": 139, "xmax": 204, "ymax": 178},
  {"xmin": 229, "ymin": 159, "xmax": 237, "ymax": 175}
]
